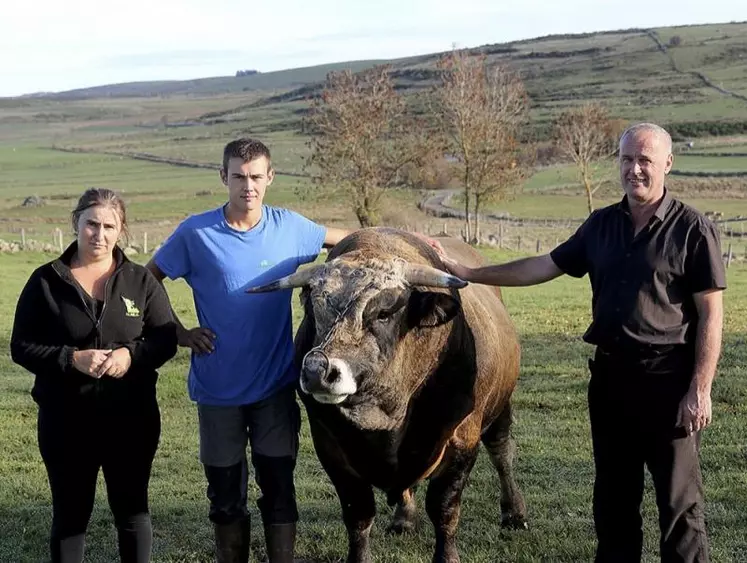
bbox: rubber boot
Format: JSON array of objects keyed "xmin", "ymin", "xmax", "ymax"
[
  {"xmin": 264, "ymin": 523, "xmax": 298, "ymax": 563},
  {"xmin": 214, "ymin": 517, "xmax": 250, "ymax": 563}
]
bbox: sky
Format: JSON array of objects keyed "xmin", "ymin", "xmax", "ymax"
[{"xmin": 0, "ymin": 0, "xmax": 744, "ymax": 97}]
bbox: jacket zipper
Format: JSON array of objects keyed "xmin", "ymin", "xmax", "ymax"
[
  {"xmin": 96, "ymin": 275, "xmax": 114, "ymax": 348},
  {"xmin": 54, "ymin": 262, "xmax": 122, "ymax": 393}
]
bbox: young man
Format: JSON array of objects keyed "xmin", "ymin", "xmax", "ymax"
[
  {"xmin": 440, "ymin": 123, "xmax": 725, "ymax": 562},
  {"xmin": 147, "ymin": 138, "xmax": 442, "ymax": 563},
  {"xmin": 146, "ymin": 139, "xmax": 353, "ymax": 563}
]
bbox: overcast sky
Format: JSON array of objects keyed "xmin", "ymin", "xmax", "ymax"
[{"xmin": 1, "ymin": 0, "xmax": 744, "ymax": 97}]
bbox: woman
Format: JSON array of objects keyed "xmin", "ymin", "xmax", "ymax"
[{"xmin": 10, "ymin": 188, "xmax": 177, "ymax": 563}]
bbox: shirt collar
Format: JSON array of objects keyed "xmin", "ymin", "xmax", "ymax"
[{"xmin": 619, "ymin": 188, "xmax": 673, "ymax": 223}]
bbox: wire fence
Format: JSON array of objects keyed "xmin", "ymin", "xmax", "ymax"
[{"xmin": 2, "ymin": 216, "xmax": 745, "ymax": 268}]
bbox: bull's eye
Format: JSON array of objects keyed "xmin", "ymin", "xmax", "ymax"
[{"xmin": 377, "ymin": 310, "xmax": 393, "ymax": 322}]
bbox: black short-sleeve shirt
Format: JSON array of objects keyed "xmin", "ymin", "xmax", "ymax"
[{"xmin": 550, "ymin": 190, "xmax": 726, "ymax": 349}]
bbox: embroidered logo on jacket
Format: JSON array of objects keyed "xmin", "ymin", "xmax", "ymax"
[{"xmin": 121, "ymin": 296, "xmax": 141, "ymax": 317}]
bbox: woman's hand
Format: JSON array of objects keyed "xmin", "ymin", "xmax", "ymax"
[
  {"xmin": 96, "ymin": 348, "xmax": 133, "ymax": 379},
  {"xmin": 72, "ymin": 349, "xmax": 113, "ymax": 378}
]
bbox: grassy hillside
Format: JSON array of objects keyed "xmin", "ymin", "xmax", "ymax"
[
  {"xmin": 2, "ymin": 21, "xmax": 747, "ymax": 251},
  {"xmin": 16, "ymin": 60, "xmax": 393, "ymax": 100},
  {"xmin": 3, "ymin": 23, "xmax": 747, "ymax": 141}
]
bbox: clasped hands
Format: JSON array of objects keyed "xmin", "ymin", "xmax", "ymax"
[{"xmin": 73, "ymin": 348, "xmax": 132, "ymax": 379}]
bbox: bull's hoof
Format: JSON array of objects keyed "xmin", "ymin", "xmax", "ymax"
[
  {"xmin": 501, "ymin": 514, "xmax": 529, "ymax": 530},
  {"xmin": 386, "ymin": 518, "xmax": 416, "ymax": 535}
]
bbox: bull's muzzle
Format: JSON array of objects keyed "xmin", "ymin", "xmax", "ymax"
[
  {"xmin": 301, "ymin": 350, "xmax": 334, "ymax": 390},
  {"xmin": 300, "ymin": 349, "xmax": 357, "ymax": 404}
]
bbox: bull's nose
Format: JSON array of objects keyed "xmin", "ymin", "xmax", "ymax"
[
  {"xmin": 301, "ymin": 350, "xmax": 343, "ymax": 389},
  {"xmin": 300, "ymin": 352, "xmax": 358, "ymax": 401},
  {"xmin": 303, "ymin": 350, "xmax": 329, "ymax": 378}
]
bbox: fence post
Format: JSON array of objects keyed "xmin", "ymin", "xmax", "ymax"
[
  {"xmin": 443, "ymin": 223, "xmax": 447, "ymax": 235},
  {"xmin": 517, "ymin": 236, "xmax": 522, "ymax": 252},
  {"xmin": 143, "ymin": 232, "xmax": 148, "ymax": 254},
  {"xmin": 536, "ymin": 239, "xmax": 541, "ymax": 253},
  {"xmin": 726, "ymin": 243, "xmax": 733, "ymax": 268},
  {"xmin": 499, "ymin": 222, "xmax": 504, "ymax": 249},
  {"xmin": 57, "ymin": 229, "xmax": 64, "ymax": 253},
  {"xmin": 21, "ymin": 228, "xmax": 26, "ymax": 250}
]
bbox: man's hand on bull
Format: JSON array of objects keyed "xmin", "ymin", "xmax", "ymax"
[
  {"xmin": 439, "ymin": 255, "xmax": 474, "ymax": 282},
  {"xmin": 178, "ymin": 326, "xmax": 216, "ymax": 355},
  {"xmin": 410, "ymin": 232, "xmax": 446, "ymax": 257}
]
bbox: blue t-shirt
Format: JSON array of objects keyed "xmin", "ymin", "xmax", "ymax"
[{"xmin": 154, "ymin": 205, "xmax": 326, "ymax": 405}]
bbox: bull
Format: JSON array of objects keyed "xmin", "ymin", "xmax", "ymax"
[{"xmin": 247, "ymin": 228, "xmax": 527, "ymax": 563}]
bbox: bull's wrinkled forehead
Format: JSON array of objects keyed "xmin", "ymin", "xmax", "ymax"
[{"xmin": 306, "ymin": 258, "xmax": 407, "ymax": 324}]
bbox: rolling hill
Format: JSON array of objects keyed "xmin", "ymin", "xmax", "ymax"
[{"xmin": 2, "ymin": 21, "xmax": 747, "ymax": 152}]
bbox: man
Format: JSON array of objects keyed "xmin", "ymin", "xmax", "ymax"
[
  {"xmin": 440, "ymin": 123, "xmax": 725, "ymax": 562},
  {"xmin": 146, "ymin": 138, "xmax": 354, "ymax": 563},
  {"xmin": 147, "ymin": 138, "xmax": 441, "ymax": 563}
]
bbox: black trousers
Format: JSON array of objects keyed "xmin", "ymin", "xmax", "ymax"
[
  {"xmin": 200, "ymin": 386, "xmax": 301, "ymax": 526},
  {"xmin": 37, "ymin": 397, "xmax": 161, "ymax": 561},
  {"xmin": 588, "ymin": 348, "xmax": 709, "ymax": 563}
]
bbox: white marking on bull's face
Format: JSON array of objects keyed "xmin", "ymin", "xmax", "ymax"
[
  {"xmin": 306, "ymin": 260, "xmax": 408, "ymax": 336},
  {"xmin": 311, "ymin": 393, "xmax": 348, "ymax": 404},
  {"xmin": 300, "ymin": 358, "xmax": 357, "ymax": 404}
]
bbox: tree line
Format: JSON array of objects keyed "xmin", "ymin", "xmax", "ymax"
[{"xmin": 303, "ymin": 49, "xmax": 622, "ymax": 240}]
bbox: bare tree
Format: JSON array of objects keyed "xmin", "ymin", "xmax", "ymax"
[
  {"xmin": 554, "ymin": 103, "xmax": 621, "ymax": 214},
  {"xmin": 435, "ymin": 49, "xmax": 530, "ymax": 243},
  {"xmin": 304, "ymin": 66, "xmax": 437, "ymax": 227}
]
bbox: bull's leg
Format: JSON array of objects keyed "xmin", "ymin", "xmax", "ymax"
[
  {"xmin": 424, "ymin": 447, "xmax": 479, "ymax": 563},
  {"xmin": 325, "ymin": 467, "xmax": 376, "ymax": 563},
  {"xmin": 387, "ymin": 487, "xmax": 417, "ymax": 535},
  {"xmin": 481, "ymin": 401, "xmax": 528, "ymax": 529}
]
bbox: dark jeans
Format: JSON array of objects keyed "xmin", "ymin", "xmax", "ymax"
[
  {"xmin": 38, "ymin": 397, "xmax": 161, "ymax": 563},
  {"xmin": 199, "ymin": 386, "xmax": 301, "ymax": 526},
  {"xmin": 588, "ymin": 347, "xmax": 709, "ymax": 563}
]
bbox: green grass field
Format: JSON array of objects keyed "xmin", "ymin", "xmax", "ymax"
[
  {"xmin": 1, "ymin": 250, "xmax": 745, "ymax": 562},
  {"xmin": 3, "ymin": 22, "xmax": 747, "ymax": 559},
  {"xmin": 0, "ymin": 146, "xmax": 376, "ymax": 244},
  {"xmin": 675, "ymin": 155, "xmax": 747, "ymax": 173}
]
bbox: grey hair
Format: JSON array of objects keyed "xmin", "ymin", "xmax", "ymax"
[{"xmin": 619, "ymin": 122, "xmax": 673, "ymax": 154}]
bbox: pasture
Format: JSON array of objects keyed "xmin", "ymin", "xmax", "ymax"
[
  {"xmin": 1, "ymin": 250, "xmax": 746, "ymax": 562},
  {"xmin": 2, "ymin": 19, "xmax": 747, "ymax": 561}
]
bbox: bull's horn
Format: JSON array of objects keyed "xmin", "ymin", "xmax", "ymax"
[
  {"xmin": 246, "ymin": 264, "xmax": 326, "ymax": 293},
  {"xmin": 402, "ymin": 264, "xmax": 468, "ymax": 289}
]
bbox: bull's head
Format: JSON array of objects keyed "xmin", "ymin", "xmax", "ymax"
[{"xmin": 246, "ymin": 257, "xmax": 467, "ymax": 418}]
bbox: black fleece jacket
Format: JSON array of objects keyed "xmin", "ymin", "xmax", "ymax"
[{"xmin": 10, "ymin": 242, "xmax": 178, "ymax": 407}]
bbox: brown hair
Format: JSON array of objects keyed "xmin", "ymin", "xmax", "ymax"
[
  {"xmin": 222, "ymin": 138, "xmax": 272, "ymax": 171},
  {"xmin": 71, "ymin": 188, "xmax": 129, "ymax": 243}
]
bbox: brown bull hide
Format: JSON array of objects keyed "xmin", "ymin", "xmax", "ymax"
[{"xmin": 293, "ymin": 227, "xmax": 527, "ymax": 563}]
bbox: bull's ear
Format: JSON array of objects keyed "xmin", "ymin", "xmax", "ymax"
[{"xmin": 408, "ymin": 291, "xmax": 460, "ymax": 328}]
